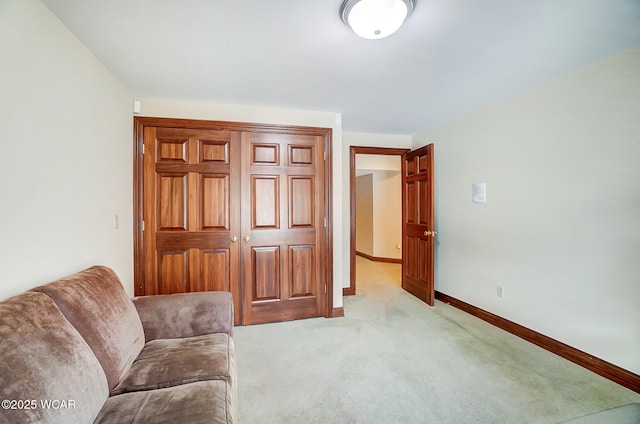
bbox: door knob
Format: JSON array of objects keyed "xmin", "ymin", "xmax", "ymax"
[
  {"xmin": 432, "ymin": 230, "xmax": 438, "ymax": 237},
  {"xmin": 243, "ymin": 235, "xmax": 251, "ymax": 243},
  {"xmin": 424, "ymin": 230, "xmax": 432, "ymax": 237},
  {"xmin": 230, "ymin": 236, "xmax": 238, "ymax": 243}
]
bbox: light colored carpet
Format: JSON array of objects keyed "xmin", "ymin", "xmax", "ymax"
[
  {"xmin": 563, "ymin": 403, "xmax": 640, "ymax": 423},
  {"xmin": 234, "ymin": 257, "xmax": 640, "ymax": 423}
]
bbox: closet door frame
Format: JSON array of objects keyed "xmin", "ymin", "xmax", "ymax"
[{"xmin": 133, "ymin": 116, "xmax": 335, "ymax": 319}]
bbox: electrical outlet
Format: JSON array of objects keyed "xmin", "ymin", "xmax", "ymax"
[{"xmin": 496, "ymin": 285, "xmax": 504, "ymax": 298}]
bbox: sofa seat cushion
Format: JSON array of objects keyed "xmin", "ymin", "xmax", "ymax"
[
  {"xmin": 0, "ymin": 292, "xmax": 109, "ymax": 424},
  {"xmin": 95, "ymin": 380, "xmax": 233, "ymax": 424},
  {"xmin": 112, "ymin": 333, "xmax": 235, "ymax": 396}
]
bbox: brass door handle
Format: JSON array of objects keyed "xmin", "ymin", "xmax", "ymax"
[
  {"xmin": 424, "ymin": 230, "xmax": 432, "ymax": 237},
  {"xmin": 243, "ymin": 235, "xmax": 251, "ymax": 243},
  {"xmin": 424, "ymin": 230, "xmax": 437, "ymax": 237},
  {"xmin": 230, "ymin": 236, "xmax": 238, "ymax": 243}
]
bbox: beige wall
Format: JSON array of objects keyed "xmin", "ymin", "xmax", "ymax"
[
  {"xmin": 356, "ymin": 154, "xmax": 402, "ymax": 260},
  {"xmin": 0, "ymin": 0, "xmax": 134, "ymax": 300},
  {"xmin": 355, "ymin": 174, "xmax": 374, "ymax": 255},
  {"xmin": 372, "ymin": 170, "xmax": 402, "ymax": 259},
  {"xmin": 414, "ymin": 46, "xmax": 640, "ymax": 374}
]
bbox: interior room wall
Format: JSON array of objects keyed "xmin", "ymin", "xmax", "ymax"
[
  {"xmin": 0, "ymin": 0, "xmax": 134, "ymax": 300},
  {"xmin": 372, "ymin": 170, "xmax": 402, "ymax": 259},
  {"xmin": 355, "ymin": 154, "xmax": 402, "ymax": 260},
  {"xmin": 137, "ymin": 99, "xmax": 345, "ymax": 307},
  {"xmin": 413, "ymin": 46, "xmax": 640, "ymax": 374},
  {"xmin": 355, "ymin": 174, "xmax": 374, "ymax": 255},
  {"xmin": 356, "ymin": 153, "xmax": 403, "ymax": 172}
]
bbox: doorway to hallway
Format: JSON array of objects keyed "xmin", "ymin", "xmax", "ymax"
[
  {"xmin": 347, "ymin": 144, "xmax": 436, "ymax": 307},
  {"xmin": 347, "ymin": 146, "xmax": 408, "ymax": 296}
]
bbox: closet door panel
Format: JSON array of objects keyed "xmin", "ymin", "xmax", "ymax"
[
  {"xmin": 142, "ymin": 127, "xmax": 241, "ymax": 323},
  {"xmin": 252, "ymin": 176, "xmax": 279, "ymax": 229},
  {"xmin": 240, "ymin": 131, "xmax": 326, "ymax": 324}
]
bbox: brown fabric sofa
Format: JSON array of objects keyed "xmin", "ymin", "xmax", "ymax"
[{"xmin": 0, "ymin": 266, "xmax": 236, "ymax": 424}]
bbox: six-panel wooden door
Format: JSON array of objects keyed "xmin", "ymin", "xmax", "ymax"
[
  {"xmin": 138, "ymin": 119, "xmax": 329, "ymax": 325},
  {"xmin": 240, "ymin": 132, "xmax": 326, "ymax": 324},
  {"xmin": 402, "ymin": 144, "xmax": 435, "ymax": 306},
  {"xmin": 142, "ymin": 127, "xmax": 242, "ymax": 322}
]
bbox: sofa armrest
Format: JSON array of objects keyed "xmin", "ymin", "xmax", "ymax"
[{"xmin": 133, "ymin": 291, "xmax": 233, "ymax": 342}]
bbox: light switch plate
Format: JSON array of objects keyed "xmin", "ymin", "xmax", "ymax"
[{"xmin": 473, "ymin": 183, "xmax": 486, "ymax": 203}]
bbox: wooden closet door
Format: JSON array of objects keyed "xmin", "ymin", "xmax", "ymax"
[
  {"xmin": 142, "ymin": 127, "xmax": 241, "ymax": 323},
  {"xmin": 240, "ymin": 131, "xmax": 327, "ymax": 324}
]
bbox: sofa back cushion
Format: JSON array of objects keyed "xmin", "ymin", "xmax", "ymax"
[
  {"xmin": 32, "ymin": 266, "xmax": 145, "ymax": 391},
  {"xmin": 0, "ymin": 291, "xmax": 109, "ymax": 424}
]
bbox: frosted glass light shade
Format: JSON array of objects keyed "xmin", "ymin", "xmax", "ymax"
[{"xmin": 340, "ymin": 0, "xmax": 415, "ymax": 40}]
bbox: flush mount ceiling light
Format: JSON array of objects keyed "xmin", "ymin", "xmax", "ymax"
[{"xmin": 340, "ymin": 0, "xmax": 416, "ymax": 40}]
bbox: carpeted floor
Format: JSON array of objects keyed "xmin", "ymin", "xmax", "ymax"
[{"xmin": 233, "ymin": 257, "xmax": 640, "ymax": 423}]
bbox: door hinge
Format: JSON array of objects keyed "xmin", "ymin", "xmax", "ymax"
[
  {"xmin": 141, "ymin": 220, "xmax": 145, "ymax": 232},
  {"xmin": 324, "ymin": 217, "xmax": 327, "ymax": 228},
  {"xmin": 142, "ymin": 144, "xmax": 145, "ymax": 155},
  {"xmin": 324, "ymin": 284, "xmax": 327, "ymax": 294}
]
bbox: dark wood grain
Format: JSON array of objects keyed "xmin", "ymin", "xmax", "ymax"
[
  {"xmin": 402, "ymin": 144, "xmax": 435, "ymax": 306},
  {"xmin": 240, "ymin": 131, "xmax": 326, "ymax": 324},
  {"xmin": 342, "ymin": 287, "xmax": 355, "ymax": 296},
  {"xmin": 133, "ymin": 116, "xmax": 334, "ymax": 325},
  {"xmin": 330, "ymin": 307, "xmax": 345, "ymax": 318}
]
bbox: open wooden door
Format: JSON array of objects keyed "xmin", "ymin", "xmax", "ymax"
[{"xmin": 402, "ymin": 144, "xmax": 435, "ymax": 306}]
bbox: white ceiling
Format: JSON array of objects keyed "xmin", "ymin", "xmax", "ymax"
[{"xmin": 41, "ymin": 0, "xmax": 640, "ymax": 134}]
